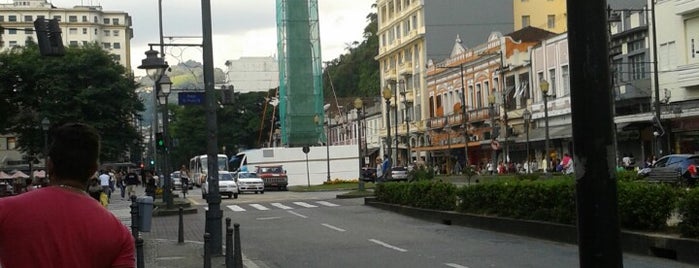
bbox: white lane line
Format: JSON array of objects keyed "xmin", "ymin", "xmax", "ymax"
[
  {"xmin": 316, "ymin": 201, "xmax": 339, "ymax": 207},
  {"xmin": 227, "ymin": 205, "xmax": 246, "ymax": 212},
  {"xmin": 250, "ymin": 204, "xmax": 269, "ymax": 211},
  {"xmin": 293, "ymin": 202, "xmax": 317, "ymax": 208},
  {"xmin": 257, "ymin": 217, "xmax": 282, "ymax": 221},
  {"xmin": 369, "ymin": 239, "xmax": 407, "ymax": 252},
  {"xmin": 445, "ymin": 263, "xmax": 469, "ymax": 268},
  {"xmin": 321, "ymin": 223, "xmax": 346, "ymax": 232},
  {"xmin": 271, "ymin": 203, "xmax": 293, "ymax": 210},
  {"xmin": 288, "ymin": 211, "xmax": 308, "ymax": 218}
]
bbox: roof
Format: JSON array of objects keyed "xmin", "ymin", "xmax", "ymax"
[{"xmin": 505, "ymin": 26, "xmax": 557, "ymax": 43}]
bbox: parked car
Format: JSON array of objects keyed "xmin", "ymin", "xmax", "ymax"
[
  {"xmin": 255, "ymin": 165, "xmax": 288, "ymax": 191},
  {"xmin": 169, "ymin": 171, "xmax": 183, "ymax": 190},
  {"xmin": 361, "ymin": 167, "xmax": 376, "ymax": 182},
  {"xmin": 390, "ymin": 166, "xmax": 409, "ymax": 181},
  {"xmin": 641, "ymin": 154, "xmax": 699, "ymax": 187},
  {"xmin": 202, "ymin": 171, "xmax": 239, "ymax": 199},
  {"xmin": 235, "ymin": 172, "xmax": 265, "ymax": 194}
]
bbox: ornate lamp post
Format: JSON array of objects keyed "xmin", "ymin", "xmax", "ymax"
[
  {"xmin": 488, "ymin": 94, "xmax": 497, "ymax": 174},
  {"xmin": 522, "ymin": 109, "xmax": 531, "ymax": 173},
  {"xmin": 354, "ymin": 98, "xmax": 364, "ymax": 191},
  {"xmin": 157, "ymin": 74, "xmax": 173, "ymax": 209},
  {"xmin": 41, "ymin": 117, "xmax": 50, "ymax": 181},
  {"xmin": 540, "ymin": 79, "xmax": 551, "ymax": 175},
  {"xmin": 382, "ymin": 86, "xmax": 393, "ymax": 179}
]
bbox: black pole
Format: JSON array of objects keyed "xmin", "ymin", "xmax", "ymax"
[
  {"xmin": 136, "ymin": 237, "xmax": 145, "ymax": 268},
  {"xmin": 130, "ymin": 195, "xmax": 139, "ymax": 239},
  {"xmin": 459, "ymin": 64, "xmax": 469, "ymax": 166},
  {"xmin": 650, "ymin": 1, "xmax": 665, "ymax": 156},
  {"xmin": 202, "ymin": 0, "xmax": 222, "ymax": 256},
  {"xmin": 178, "ymin": 206, "xmax": 184, "ymax": 244},
  {"xmin": 162, "ymin": 92, "xmax": 173, "ymax": 209},
  {"xmin": 567, "ymin": 0, "xmax": 623, "ymax": 266},
  {"xmin": 203, "ymin": 232, "xmax": 211, "ymax": 268},
  {"xmin": 225, "ymin": 218, "xmax": 233, "ymax": 268},
  {"xmin": 543, "ymin": 93, "xmax": 550, "ymax": 174},
  {"xmin": 394, "ymin": 82, "xmax": 399, "ymax": 165},
  {"xmin": 385, "ymin": 98, "xmax": 392, "ymax": 179},
  {"xmin": 234, "ymin": 223, "xmax": 243, "ymax": 268},
  {"xmin": 326, "ymin": 118, "xmax": 330, "ymax": 182},
  {"xmin": 490, "ymin": 101, "xmax": 496, "ymax": 174},
  {"xmin": 357, "ymin": 107, "xmax": 364, "ymax": 191},
  {"xmin": 525, "ymin": 117, "xmax": 530, "ymax": 173}
]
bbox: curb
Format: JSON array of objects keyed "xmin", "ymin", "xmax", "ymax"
[{"xmin": 364, "ymin": 197, "xmax": 699, "ymax": 265}]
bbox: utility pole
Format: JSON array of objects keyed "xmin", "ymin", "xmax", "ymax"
[
  {"xmin": 650, "ymin": 0, "xmax": 665, "ymax": 156},
  {"xmin": 567, "ymin": 0, "xmax": 622, "ymax": 266}
]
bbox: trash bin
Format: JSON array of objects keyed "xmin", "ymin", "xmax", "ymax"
[{"xmin": 137, "ymin": 196, "xmax": 154, "ymax": 232}]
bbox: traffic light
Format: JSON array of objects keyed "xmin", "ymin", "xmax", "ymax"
[
  {"xmin": 139, "ymin": 162, "xmax": 145, "ymax": 169},
  {"xmin": 33, "ymin": 18, "xmax": 65, "ymax": 56},
  {"xmin": 156, "ymin": 132, "xmax": 165, "ymax": 149}
]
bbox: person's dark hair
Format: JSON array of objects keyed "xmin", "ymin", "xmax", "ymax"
[{"xmin": 48, "ymin": 123, "xmax": 100, "ymax": 183}]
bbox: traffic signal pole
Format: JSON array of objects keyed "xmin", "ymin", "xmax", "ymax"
[{"xmin": 567, "ymin": 0, "xmax": 623, "ymax": 266}]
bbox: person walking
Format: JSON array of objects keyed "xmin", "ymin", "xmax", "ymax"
[
  {"xmin": 98, "ymin": 170, "xmax": 111, "ymax": 203},
  {"xmin": 375, "ymin": 158, "xmax": 383, "ymax": 183},
  {"xmin": 124, "ymin": 169, "xmax": 140, "ymax": 199},
  {"xmin": 0, "ymin": 122, "xmax": 135, "ymax": 267}
]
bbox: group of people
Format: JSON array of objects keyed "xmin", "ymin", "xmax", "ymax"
[{"xmin": 86, "ymin": 168, "xmax": 142, "ymax": 205}]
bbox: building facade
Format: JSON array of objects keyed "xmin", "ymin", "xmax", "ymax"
[{"xmin": 0, "ymin": 0, "xmax": 133, "ymax": 69}]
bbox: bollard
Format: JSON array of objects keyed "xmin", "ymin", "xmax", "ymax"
[
  {"xmin": 178, "ymin": 206, "xmax": 184, "ymax": 244},
  {"xmin": 130, "ymin": 195, "xmax": 139, "ymax": 239},
  {"xmin": 203, "ymin": 232, "xmax": 211, "ymax": 268},
  {"xmin": 136, "ymin": 237, "xmax": 145, "ymax": 268},
  {"xmin": 234, "ymin": 223, "xmax": 242, "ymax": 267},
  {"xmin": 226, "ymin": 217, "xmax": 231, "ymax": 229},
  {"xmin": 226, "ymin": 227, "xmax": 234, "ymax": 268}
]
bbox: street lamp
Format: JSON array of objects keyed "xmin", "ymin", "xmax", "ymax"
[
  {"xmin": 382, "ymin": 86, "xmax": 393, "ymax": 179},
  {"xmin": 522, "ymin": 109, "xmax": 531, "ymax": 173},
  {"xmin": 354, "ymin": 97, "xmax": 364, "ymax": 191},
  {"xmin": 41, "ymin": 117, "xmax": 49, "ymax": 181},
  {"xmin": 400, "ymin": 84, "xmax": 413, "ymax": 165},
  {"xmin": 488, "ymin": 94, "xmax": 497, "ymax": 174},
  {"xmin": 540, "ymin": 79, "xmax": 551, "ymax": 175},
  {"xmin": 323, "ymin": 105, "xmax": 331, "ymax": 182}
]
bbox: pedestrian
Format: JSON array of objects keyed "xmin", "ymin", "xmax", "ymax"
[
  {"xmin": 87, "ymin": 177, "xmax": 103, "ymax": 202},
  {"xmin": 382, "ymin": 155, "xmax": 391, "ymax": 181},
  {"xmin": 0, "ymin": 122, "xmax": 135, "ymax": 267},
  {"xmin": 375, "ymin": 158, "xmax": 383, "ymax": 182},
  {"xmin": 179, "ymin": 164, "xmax": 190, "ymax": 196},
  {"xmin": 124, "ymin": 169, "xmax": 140, "ymax": 199},
  {"xmin": 117, "ymin": 170, "xmax": 126, "ymax": 199},
  {"xmin": 98, "ymin": 170, "xmax": 111, "ymax": 203}
]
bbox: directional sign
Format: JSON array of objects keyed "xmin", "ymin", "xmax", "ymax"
[{"xmin": 178, "ymin": 92, "xmax": 205, "ymax": 105}]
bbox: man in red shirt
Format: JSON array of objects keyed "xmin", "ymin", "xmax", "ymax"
[{"xmin": 0, "ymin": 123, "xmax": 135, "ymax": 267}]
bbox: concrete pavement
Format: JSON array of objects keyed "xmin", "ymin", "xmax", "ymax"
[{"xmin": 107, "ymin": 186, "xmax": 260, "ymax": 268}]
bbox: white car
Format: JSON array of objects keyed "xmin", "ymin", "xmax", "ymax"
[
  {"xmin": 202, "ymin": 171, "xmax": 239, "ymax": 199},
  {"xmin": 235, "ymin": 172, "xmax": 265, "ymax": 194}
]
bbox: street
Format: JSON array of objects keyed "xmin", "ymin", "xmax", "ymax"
[{"xmin": 148, "ymin": 189, "xmax": 696, "ymax": 268}]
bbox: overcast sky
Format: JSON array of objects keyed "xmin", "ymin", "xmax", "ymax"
[{"xmin": 41, "ymin": 0, "xmax": 375, "ymax": 75}]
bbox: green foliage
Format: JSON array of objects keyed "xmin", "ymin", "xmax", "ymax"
[
  {"xmin": 617, "ymin": 182, "xmax": 677, "ymax": 230},
  {"xmin": 515, "ymin": 172, "xmax": 541, "ymax": 181},
  {"xmin": 616, "ymin": 169, "xmax": 642, "ymax": 182},
  {"xmin": 0, "ymin": 43, "xmax": 143, "ymax": 161},
  {"xmin": 409, "ymin": 165, "xmax": 434, "ymax": 181},
  {"xmin": 376, "ymin": 181, "xmax": 457, "ymax": 211},
  {"xmin": 678, "ymin": 188, "xmax": 699, "ymax": 237}
]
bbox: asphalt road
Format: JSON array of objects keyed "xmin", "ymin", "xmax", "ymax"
[{"xmin": 178, "ymin": 189, "xmax": 696, "ymax": 268}]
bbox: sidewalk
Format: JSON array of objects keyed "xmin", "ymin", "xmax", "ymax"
[{"xmin": 107, "ymin": 186, "xmax": 258, "ymax": 267}]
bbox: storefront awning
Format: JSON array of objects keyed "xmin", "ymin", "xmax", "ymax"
[{"xmin": 514, "ymin": 126, "xmax": 572, "ymax": 143}]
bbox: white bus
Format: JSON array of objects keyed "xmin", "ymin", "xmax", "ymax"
[{"xmin": 189, "ymin": 154, "xmax": 229, "ymax": 187}]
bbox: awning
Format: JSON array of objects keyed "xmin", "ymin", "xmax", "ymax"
[{"xmin": 514, "ymin": 126, "xmax": 572, "ymax": 143}]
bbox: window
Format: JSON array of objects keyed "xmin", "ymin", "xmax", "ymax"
[
  {"xmin": 629, "ymin": 54, "xmax": 646, "ymax": 80},
  {"xmin": 561, "ymin": 66, "xmax": 570, "ymax": 96},
  {"xmin": 521, "ymin": 15, "xmax": 530, "ymax": 27},
  {"xmin": 69, "ymin": 41, "xmax": 78, "ymax": 47},
  {"xmin": 9, "ymin": 41, "xmax": 18, "ymax": 47},
  {"xmin": 0, "ymin": 16, "xmax": 4, "ymax": 22},
  {"xmin": 94, "ymin": 16, "xmax": 98, "ymax": 23},
  {"xmin": 103, "ymin": 42, "xmax": 111, "ymax": 49},
  {"xmin": 9, "ymin": 15, "xmax": 17, "ymax": 22},
  {"xmin": 82, "ymin": 16, "xmax": 87, "ymax": 22},
  {"xmin": 548, "ymin": 69, "xmax": 556, "ymax": 97},
  {"xmin": 547, "ymin": 15, "xmax": 556, "ymax": 29},
  {"xmin": 94, "ymin": 29, "xmax": 98, "ymax": 35},
  {"xmin": 628, "ymin": 39, "xmax": 644, "ymax": 51},
  {"xmin": 53, "ymin": 16, "xmax": 61, "ymax": 21},
  {"xmin": 112, "ymin": 18, "xmax": 119, "ymax": 25},
  {"xmin": 37, "ymin": 15, "xmax": 44, "ymax": 20},
  {"xmin": 69, "ymin": 28, "xmax": 78, "ymax": 35},
  {"xmin": 82, "ymin": 41, "xmax": 88, "ymax": 46},
  {"xmin": 104, "ymin": 18, "xmax": 110, "ymax": 24},
  {"xmin": 8, "ymin": 29, "xmax": 17, "ymax": 35},
  {"xmin": 104, "ymin": 30, "xmax": 110, "ymax": 36},
  {"xmin": 69, "ymin": 15, "xmax": 77, "ymax": 22},
  {"xmin": 82, "ymin": 28, "xmax": 87, "ymax": 34},
  {"xmin": 476, "ymin": 84, "xmax": 482, "ymax": 108},
  {"xmin": 113, "ymin": 42, "xmax": 121, "ymax": 49},
  {"xmin": 24, "ymin": 15, "xmax": 32, "ymax": 22},
  {"xmin": 113, "ymin": 30, "xmax": 119, "ymax": 36}
]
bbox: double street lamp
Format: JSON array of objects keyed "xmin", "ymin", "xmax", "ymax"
[
  {"xmin": 354, "ymin": 98, "xmax": 364, "ymax": 191},
  {"xmin": 540, "ymin": 79, "xmax": 551, "ymax": 174},
  {"xmin": 382, "ymin": 86, "xmax": 393, "ymax": 178},
  {"xmin": 488, "ymin": 94, "xmax": 497, "ymax": 173},
  {"xmin": 522, "ymin": 109, "xmax": 531, "ymax": 173}
]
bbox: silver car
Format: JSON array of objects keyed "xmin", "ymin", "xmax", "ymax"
[
  {"xmin": 235, "ymin": 172, "xmax": 265, "ymax": 194},
  {"xmin": 201, "ymin": 171, "xmax": 239, "ymax": 199},
  {"xmin": 390, "ymin": 166, "xmax": 409, "ymax": 181}
]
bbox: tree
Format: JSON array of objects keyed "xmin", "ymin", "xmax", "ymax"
[{"xmin": 0, "ymin": 43, "xmax": 144, "ymax": 161}]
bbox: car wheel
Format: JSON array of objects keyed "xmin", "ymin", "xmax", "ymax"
[
  {"xmin": 261, "ymin": 191, "xmax": 264, "ymax": 194},
  {"xmin": 254, "ymin": 191, "xmax": 258, "ymax": 194},
  {"xmin": 233, "ymin": 193, "xmax": 238, "ymax": 199}
]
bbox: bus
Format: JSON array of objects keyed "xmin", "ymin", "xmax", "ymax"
[{"xmin": 189, "ymin": 154, "xmax": 229, "ymax": 187}]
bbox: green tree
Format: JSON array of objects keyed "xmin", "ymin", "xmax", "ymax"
[{"xmin": 0, "ymin": 43, "xmax": 144, "ymax": 161}]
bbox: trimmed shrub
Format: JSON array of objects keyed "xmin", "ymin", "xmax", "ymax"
[
  {"xmin": 617, "ymin": 182, "xmax": 676, "ymax": 230},
  {"xmin": 617, "ymin": 170, "xmax": 642, "ymax": 182},
  {"xmin": 410, "ymin": 166, "xmax": 435, "ymax": 181},
  {"xmin": 375, "ymin": 181, "xmax": 457, "ymax": 210},
  {"xmin": 678, "ymin": 188, "xmax": 699, "ymax": 238}
]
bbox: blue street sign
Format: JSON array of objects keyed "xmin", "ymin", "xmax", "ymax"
[{"xmin": 178, "ymin": 92, "xmax": 205, "ymax": 105}]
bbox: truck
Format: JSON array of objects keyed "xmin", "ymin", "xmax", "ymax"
[
  {"xmin": 254, "ymin": 165, "xmax": 289, "ymax": 190},
  {"xmin": 229, "ymin": 145, "xmax": 360, "ymax": 187}
]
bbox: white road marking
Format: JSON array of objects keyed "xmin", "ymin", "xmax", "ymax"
[
  {"xmin": 257, "ymin": 217, "xmax": 282, "ymax": 221},
  {"xmin": 227, "ymin": 205, "xmax": 246, "ymax": 212},
  {"xmin": 288, "ymin": 211, "xmax": 308, "ymax": 218},
  {"xmin": 369, "ymin": 239, "xmax": 407, "ymax": 252},
  {"xmin": 271, "ymin": 203, "xmax": 293, "ymax": 210},
  {"xmin": 250, "ymin": 204, "xmax": 269, "ymax": 211},
  {"xmin": 445, "ymin": 263, "xmax": 469, "ymax": 268},
  {"xmin": 188, "ymin": 197, "xmax": 201, "ymax": 205},
  {"xmin": 316, "ymin": 201, "xmax": 339, "ymax": 207},
  {"xmin": 293, "ymin": 202, "xmax": 317, "ymax": 208},
  {"xmin": 321, "ymin": 223, "xmax": 346, "ymax": 232}
]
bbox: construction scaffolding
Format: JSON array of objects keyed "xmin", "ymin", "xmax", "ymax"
[{"xmin": 276, "ymin": 0, "xmax": 325, "ymax": 147}]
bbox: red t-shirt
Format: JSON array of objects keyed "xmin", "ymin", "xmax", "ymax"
[{"xmin": 0, "ymin": 186, "xmax": 135, "ymax": 268}]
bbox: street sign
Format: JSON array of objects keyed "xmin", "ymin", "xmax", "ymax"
[{"xmin": 178, "ymin": 92, "xmax": 205, "ymax": 105}]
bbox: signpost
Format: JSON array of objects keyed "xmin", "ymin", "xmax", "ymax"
[
  {"xmin": 302, "ymin": 146, "xmax": 311, "ymax": 188},
  {"xmin": 178, "ymin": 92, "xmax": 205, "ymax": 105}
]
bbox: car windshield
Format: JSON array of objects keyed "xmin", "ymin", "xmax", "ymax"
[
  {"xmin": 238, "ymin": 173, "xmax": 258, "ymax": 178},
  {"xmin": 393, "ymin": 167, "xmax": 406, "ymax": 171},
  {"xmin": 260, "ymin": 167, "xmax": 283, "ymax": 173},
  {"xmin": 219, "ymin": 173, "xmax": 234, "ymax": 181}
]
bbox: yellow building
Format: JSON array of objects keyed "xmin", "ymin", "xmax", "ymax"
[{"xmin": 514, "ymin": 0, "xmax": 567, "ymax": 33}]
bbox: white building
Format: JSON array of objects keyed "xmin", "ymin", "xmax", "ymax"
[
  {"xmin": 224, "ymin": 56, "xmax": 279, "ymax": 93},
  {"xmin": 0, "ymin": 0, "xmax": 133, "ymax": 69}
]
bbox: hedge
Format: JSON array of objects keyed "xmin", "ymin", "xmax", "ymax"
[
  {"xmin": 375, "ymin": 180, "xmax": 457, "ymax": 211},
  {"xmin": 679, "ymin": 188, "xmax": 699, "ymax": 237}
]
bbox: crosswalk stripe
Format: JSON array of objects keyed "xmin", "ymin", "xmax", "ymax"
[
  {"xmin": 227, "ymin": 205, "xmax": 246, "ymax": 212},
  {"xmin": 316, "ymin": 201, "xmax": 339, "ymax": 207},
  {"xmin": 293, "ymin": 202, "xmax": 317, "ymax": 208},
  {"xmin": 271, "ymin": 203, "xmax": 293, "ymax": 210},
  {"xmin": 249, "ymin": 204, "xmax": 270, "ymax": 210}
]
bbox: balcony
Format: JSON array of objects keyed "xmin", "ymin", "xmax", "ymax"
[
  {"xmin": 675, "ymin": 0, "xmax": 699, "ymax": 15},
  {"xmin": 447, "ymin": 114, "xmax": 465, "ymax": 126},
  {"xmin": 384, "ymin": 68, "xmax": 397, "ymax": 81},
  {"xmin": 467, "ymin": 107, "xmax": 498, "ymax": 122},
  {"xmin": 677, "ymin": 63, "xmax": 699, "ymax": 88},
  {"xmin": 398, "ymin": 61, "xmax": 413, "ymax": 75},
  {"xmin": 427, "ymin": 117, "xmax": 446, "ymax": 129}
]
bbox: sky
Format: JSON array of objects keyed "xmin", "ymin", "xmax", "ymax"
[{"xmin": 42, "ymin": 0, "xmax": 375, "ymax": 75}]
